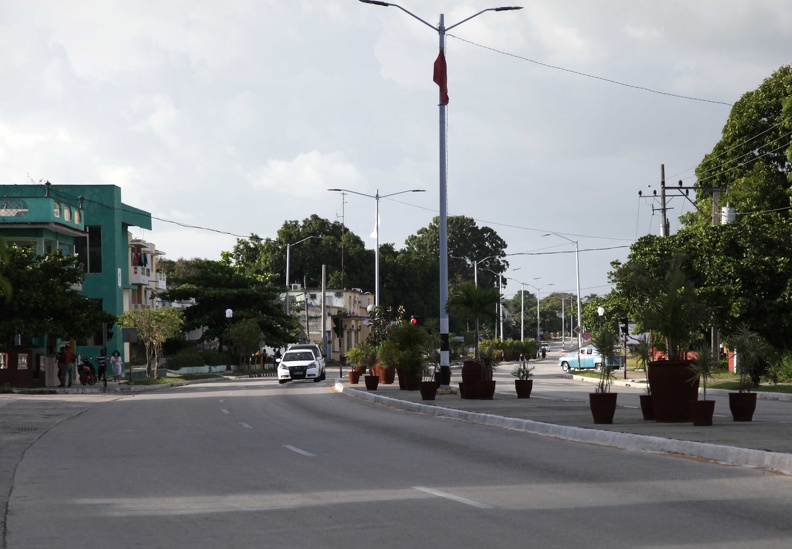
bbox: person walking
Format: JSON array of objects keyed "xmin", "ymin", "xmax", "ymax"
[
  {"xmin": 58, "ymin": 344, "xmax": 75, "ymax": 387},
  {"xmin": 96, "ymin": 348, "xmax": 108, "ymax": 383},
  {"xmin": 110, "ymin": 350, "xmax": 123, "ymax": 383}
]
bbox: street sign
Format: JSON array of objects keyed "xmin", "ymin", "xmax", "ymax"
[
  {"xmin": 582, "ymin": 332, "xmax": 591, "ymax": 341},
  {"xmin": 574, "ymin": 325, "xmax": 582, "ymax": 334}
]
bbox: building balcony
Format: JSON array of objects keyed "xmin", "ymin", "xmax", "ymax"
[{"xmin": 130, "ymin": 266, "xmax": 150, "ymax": 285}]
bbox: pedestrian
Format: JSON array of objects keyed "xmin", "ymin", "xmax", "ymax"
[
  {"xmin": 58, "ymin": 344, "xmax": 75, "ymax": 387},
  {"xmin": 274, "ymin": 348, "xmax": 282, "ymax": 362},
  {"xmin": 261, "ymin": 349, "xmax": 268, "ymax": 369},
  {"xmin": 96, "ymin": 348, "xmax": 108, "ymax": 382},
  {"xmin": 110, "ymin": 350, "xmax": 123, "ymax": 382}
]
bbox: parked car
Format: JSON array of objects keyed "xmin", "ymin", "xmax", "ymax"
[
  {"xmin": 277, "ymin": 349, "xmax": 326, "ymax": 384},
  {"xmin": 559, "ymin": 345, "xmax": 622, "ymax": 372}
]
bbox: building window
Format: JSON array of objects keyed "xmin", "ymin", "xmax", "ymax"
[
  {"xmin": 53, "ymin": 202, "xmax": 61, "ymax": 218},
  {"xmin": 63, "ymin": 206, "xmax": 71, "ymax": 222},
  {"xmin": 74, "ymin": 210, "xmax": 81, "ymax": 224},
  {"xmin": 87, "ymin": 226, "xmax": 102, "ymax": 273}
]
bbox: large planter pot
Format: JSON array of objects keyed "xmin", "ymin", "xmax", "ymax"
[
  {"xmin": 477, "ymin": 380, "xmax": 496, "ymax": 400},
  {"xmin": 514, "ymin": 379, "xmax": 533, "ymax": 398},
  {"xmin": 728, "ymin": 392, "xmax": 758, "ymax": 422},
  {"xmin": 420, "ymin": 380, "xmax": 438, "ymax": 401},
  {"xmin": 348, "ymin": 371, "xmax": 361, "ymax": 385},
  {"xmin": 690, "ymin": 399, "xmax": 715, "ymax": 426},
  {"xmin": 589, "ymin": 392, "xmax": 618, "ymax": 424},
  {"xmin": 379, "ymin": 367, "xmax": 396, "ymax": 385},
  {"xmin": 364, "ymin": 374, "xmax": 379, "ymax": 391},
  {"xmin": 399, "ymin": 369, "xmax": 422, "ymax": 391},
  {"xmin": 639, "ymin": 394, "xmax": 655, "ymax": 420},
  {"xmin": 458, "ymin": 382, "xmax": 467, "ymax": 399},
  {"xmin": 461, "ymin": 360, "xmax": 483, "ymax": 396},
  {"xmin": 647, "ymin": 360, "xmax": 699, "ymax": 422}
]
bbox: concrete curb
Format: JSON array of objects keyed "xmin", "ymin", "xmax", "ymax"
[{"xmin": 333, "ymin": 380, "xmax": 792, "ymax": 475}]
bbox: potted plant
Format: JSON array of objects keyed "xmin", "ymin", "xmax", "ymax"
[
  {"xmin": 728, "ymin": 324, "xmax": 765, "ymax": 421},
  {"xmin": 630, "ymin": 335, "xmax": 655, "ymax": 420},
  {"xmin": 446, "ymin": 282, "xmax": 500, "ymax": 398},
  {"xmin": 623, "ymin": 256, "xmax": 705, "ymax": 422},
  {"xmin": 420, "ymin": 364, "xmax": 439, "ymax": 401},
  {"xmin": 345, "ymin": 344, "xmax": 369, "ymax": 385},
  {"xmin": 688, "ymin": 344, "xmax": 719, "ymax": 426},
  {"xmin": 512, "ymin": 355, "xmax": 535, "ymax": 399},
  {"xmin": 588, "ymin": 324, "xmax": 619, "ymax": 424},
  {"xmin": 477, "ymin": 345, "xmax": 498, "ymax": 400},
  {"xmin": 379, "ymin": 321, "xmax": 427, "ymax": 391}
]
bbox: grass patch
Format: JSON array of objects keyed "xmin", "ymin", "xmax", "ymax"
[
  {"xmin": 179, "ymin": 373, "xmax": 226, "ymax": 381},
  {"xmin": 709, "ymin": 381, "xmax": 792, "ymax": 394}
]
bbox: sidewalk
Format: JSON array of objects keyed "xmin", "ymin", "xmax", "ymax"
[{"xmin": 332, "ymin": 366, "xmax": 792, "ymax": 475}]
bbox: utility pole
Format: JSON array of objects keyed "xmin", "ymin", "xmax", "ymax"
[{"xmin": 660, "ymin": 164, "xmax": 669, "ymax": 237}]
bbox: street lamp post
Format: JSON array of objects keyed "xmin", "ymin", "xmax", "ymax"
[
  {"xmin": 527, "ymin": 283, "xmax": 554, "ymax": 342},
  {"xmin": 286, "ymin": 235, "xmax": 319, "ymax": 315},
  {"xmin": 328, "ymin": 188, "xmax": 424, "ymax": 308},
  {"xmin": 543, "ymin": 233, "xmax": 582, "ymax": 349},
  {"xmin": 359, "ymin": 0, "xmax": 522, "ymax": 387},
  {"xmin": 225, "ymin": 308, "xmax": 233, "ymax": 372},
  {"xmin": 506, "ymin": 276, "xmax": 539, "ymax": 342}
]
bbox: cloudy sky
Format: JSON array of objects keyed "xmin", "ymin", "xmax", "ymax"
[{"xmin": 1, "ymin": 1, "xmax": 790, "ymax": 301}]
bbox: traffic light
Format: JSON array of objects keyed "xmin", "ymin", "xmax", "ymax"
[
  {"xmin": 332, "ymin": 316, "xmax": 344, "ymax": 339},
  {"xmin": 410, "ymin": 316, "xmax": 417, "ymax": 325},
  {"xmin": 619, "ymin": 318, "xmax": 629, "ymax": 336}
]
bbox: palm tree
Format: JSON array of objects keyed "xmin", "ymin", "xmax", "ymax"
[{"xmin": 446, "ymin": 282, "xmax": 500, "ymax": 360}]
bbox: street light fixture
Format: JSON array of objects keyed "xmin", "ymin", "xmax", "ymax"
[
  {"xmin": 225, "ymin": 308, "xmax": 233, "ymax": 372},
  {"xmin": 543, "ymin": 233, "xmax": 582, "ymax": 349},
  {"xmin": 328, "ymin": 187, "xmax": 424, "ymax": 308},
  {"xmin": 360, "ymin": 0, "xmax": 522, "ymax": 387},
  {"xmin": 286, "ymin": 235, "xmax": 319, "ymax": 315}
]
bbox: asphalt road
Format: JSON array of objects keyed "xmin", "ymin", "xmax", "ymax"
[{"xmin": 6, "ymin": 378, "xmax": 792, "ymax": 548}]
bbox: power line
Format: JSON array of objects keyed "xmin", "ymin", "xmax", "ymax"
[{"xmin": 448, "ymin": 34, "xmax": 734, "ymax": 107}]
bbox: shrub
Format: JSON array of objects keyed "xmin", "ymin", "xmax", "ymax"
[
  {"xmin": 764, "ymin": 352, "xmax": 792, "ymax": 385},
  {"xmin": 165, "ymin": 348, "xmax": 228, "ymax": 370}
]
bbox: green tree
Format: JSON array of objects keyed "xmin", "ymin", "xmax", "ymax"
[
  {"xmin": 229, "ymin": 318, "xmax": 263, "ymax": 367},
  {"xmin": 117, "ymin": 307, "xmax": 184, "ymax": 378},
  {"xmin": 0, "ymin": 245, "xmax": 113, "ymax": 346},
  {"xmin": 163, "ymin": 258, "xmax": 299, "ymax": 350},
  {"xmin": 445, "ymin": 282, "xmax": 500, "ymax": 359}
]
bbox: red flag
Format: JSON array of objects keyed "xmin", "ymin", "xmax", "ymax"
[{"xmin": 433, "ymin": 50, "xmax": 449, "ymax": 105}]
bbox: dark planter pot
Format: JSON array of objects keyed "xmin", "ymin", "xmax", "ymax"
[
  {"xmin": 728, "ymin": 392, "xmax": 758, "ymax": 422},
  {"xmin": 461, "ymin": 359, "xmax": 483, "ymax": 390},
  {"xmin": 477, "ymin": 380, "xmax": 496, "ymax": 400},
  {"xmin": 648, "ymin": 360, "xmax": 698, "ymax": 422},
  {"xmin": 514, "ymin": 379, "xmax": 534, "ymax": 398},
  {"xmin": 420, "ymin": 381, "xmax": 438, "ymax": 400},
  {"xmin": 589, "ymin": 392, "xmax": 618, "ymax": 424},
  {"xmin": 458, "ymin": 382, "xmax": 467, "ymax": 399},
  {"xmin": 399, "ymin": 370, "xmax": 421, "ymax": 391},
  {"xmin": 690, "ymin": 399, "xmax": 716, "ymax": 426},
  {"xmin": 348, "ymin": 371, "xmax": 361, "ymax": 385},
  {"xmin": 364, "ymin": 374, "xmax": 379, "ymax": 391},
  {"xmin": 639, "ymin": 394, "xmax": 655, "ymax": 420}
]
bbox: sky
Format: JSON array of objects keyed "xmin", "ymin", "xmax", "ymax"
[{"xmin": 1, "ymin": 0, "xmax": 790, "ymax": 303}]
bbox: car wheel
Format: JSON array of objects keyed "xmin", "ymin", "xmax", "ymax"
[
  {"xmin": 278, "ymin": 379, "xmax": 287, "ymax": 385},
  {"xmin": 320, "ymin": 369, "xmax": 326, "ymax": 381},
  {"xmin": 561, "ymin": 361, "xmax": 570, "ymax": 372}
]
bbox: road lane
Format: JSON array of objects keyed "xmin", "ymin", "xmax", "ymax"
[{"xmin": 7, "ymin": 378, "xmax": 792, "ymax": 548}]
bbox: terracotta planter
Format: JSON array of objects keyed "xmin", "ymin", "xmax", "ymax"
[
  {"xmin": 420, "ymin": 380, "xmax": 438, "ymax": 400},
  {"xmin": 728, "ymin": 392, "xmax": 758, "ymax": 422},
  {"xmin": 589, "ymin": 392, "xmax": 618, "ymax": 424},
  {"xmin": 690, "ymin": 399, "xmax": 715, "ymax": 426},
  {"xmin": 364, "ymin": 374, "xmax": 379, "ymax": 391},
  {"xmin": 477, "ymin": 380, "xmax": 496, "ymax": 400},
  {"xmin": 648, "ymin": 360, "xmax": 698, "ymax": 422},
  {"xmin": 348, "ymin": 371, "xmax": 361, "ymax": 384},
  {"xmin": 379, "ymin": 367, "xmax": 396, "ymax": 385},
  {"xmin": 514, "ymin": 379, "xmax": 533, "ymax": 398},
  {"xmin": 639, "ymin": 394, "xmax": 655, "ymax": 420}
]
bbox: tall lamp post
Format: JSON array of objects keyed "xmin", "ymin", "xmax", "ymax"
[
  {"xmin": 286, "ymin": 235, "xmax": 319, "ymax": 315},
  {"xmin": 359, "ymin": 0, "xmax": 523, "ymax": 387},
  {"xmin": 527, "ymin": 283, "xmax": 554, "ymax": 342},
  {"xmin": 481, "ymin": 268, "xmax": 504, "ymax": 341},
  {"xmin": 507, "ymin": 276, "xmax": 539, "ymax": 342},
  {"xmin": 225, "ymin": 308, "xmax": 233, "ymax": 372},
  {"xmin": 543, "ymin": 233, "xmax": 582, "ymax": 349},
  {"xmin": 328, "ymin": 188, "xmax": 424, "ymax": 308}
]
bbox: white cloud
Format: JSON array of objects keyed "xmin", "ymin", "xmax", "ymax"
[{"xmin": 246, "ymin": 151, "xmax": 363, "ymax": 199}]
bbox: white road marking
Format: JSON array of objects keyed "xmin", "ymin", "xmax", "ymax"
[
  {"xmin": 219, "ymin": 399, "xmax": 225, "ymax": 403},
  {"xmin": 284, "ymin": 445, "xmax": 315, "ymax": 457},
  {"xmin": 239, "ymin": 422, "xmax": 252, "ymax": 429},
  {"xmin": 221, "ymin": 409, "xmax": 230, "ymax": 414},
  {"xmin": 413, "ymin": 487, "xmax": 493, "ymax": 509}
]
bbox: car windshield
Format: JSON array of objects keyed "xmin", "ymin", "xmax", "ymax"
[{"xmin": 283, "ymin": 352, "xmax": 314, "ymax": 362}]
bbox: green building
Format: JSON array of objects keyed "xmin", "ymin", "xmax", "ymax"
[{"xmin": 0, "ymin": 182, "xmax": 153, "ymax": 385}]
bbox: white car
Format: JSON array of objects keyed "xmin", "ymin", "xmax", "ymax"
[
  {"xmin": 277, "ymin": 349, "xmax": 326, "ymax": 384},
  {"xmin": 287, "ymin": 343, "xmax": 326, "ymax": 371}
]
